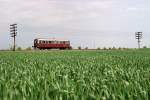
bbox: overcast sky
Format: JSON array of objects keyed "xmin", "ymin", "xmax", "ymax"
[{"xmin": 0, "ymin": 0, "xmax": 150, "ymax": 49}]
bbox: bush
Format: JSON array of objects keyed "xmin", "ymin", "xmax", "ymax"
[
  {"xmin": 17, "ymin": 47, "xmax": 22, "ymax": 51},
  {"xmin": 103, "ymin": 47, "xmax": 107, "ymax": 50},
  {"xmin": 69, "ymin": 46, "xmax": 73, "ymax": 50},
  {"xmin": 108, "ymin": 47, "xmax": 112, "ymax": 50},
  {"xmin": 85, "ymin": 47, "xmax": 88, "ymax": 50},
  {"xmin": 112, "ymin": 46, "xmax": 116, "ymax": 50},
  {"xmin": 143, "ymin": 46, "xmax": 147, "ymax": 49},
  {"xmin": 26, "ymin": 47, "xmax": 32, "ymax": 51},
  {"xmin": 97, "ymin": 47, "xmax": 101, "ymax": 50},
  {"xmin": 78, "ymin": 46, "xmax": 82, "ymax": 50},
  {"xmin": 118, "ymin": 47, "xmax": 122, "ymax": 50}
]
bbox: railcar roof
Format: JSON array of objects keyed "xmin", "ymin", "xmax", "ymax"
[{"xmin": 35, "ymin": 38, "xmax": 69, "ymax": 41}]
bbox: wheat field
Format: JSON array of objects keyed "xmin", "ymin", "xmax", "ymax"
[{"xmin": 0, "ymin": 50, "xmax": 150, "ymax": 100}]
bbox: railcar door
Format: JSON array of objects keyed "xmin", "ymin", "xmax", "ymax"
[{"xmin": 34, "ymin": 39, "xmax": 38, "ymax": 48}]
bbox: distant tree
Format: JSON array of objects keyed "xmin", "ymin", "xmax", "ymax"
[
  {"xmin": 26, "ymin": 47, "xmax": 32, "ymax": 51},
  {"xmin": 122, "ymin": 47, "xmax": 127, "ymax": 50},
  {"xmin": 103, "ymin": 47, "xmax": 107, "ymax": 50},
  {"xmin": 97, "ymin": 47, "xmax": 101, "ymax": 50},
  {"xmin": 112, "ymin": 46, "xmax": 116, "ymax": 50},
  {"xmin": 17, "ymin": 47, "xmax": 22, "ymax": 51},
  {"xmin": 85, "ymin": 47, "xmax": 88, "ymax": 50},
  {"xmin": 69, "ymin": 46, "xmax": 73, "ymax": 50},
  {"xmin": 143, "ymin": 46, "xmax": 147, "ymax": 49},
  {"xmin": 108, "ymin": 47, "xmax": 112, "ymax": 50},
  {"xmin": 78, "ymin": 46, "xmax": 82, "ymax": 50},
  {"xmin": 118, "ymin": 47, "xmax": 122, "ymax": 50}
]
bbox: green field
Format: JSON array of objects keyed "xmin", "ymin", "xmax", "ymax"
[{"xmin": 0, "ymin": 49, "xmax": 150, "ymax": 100}]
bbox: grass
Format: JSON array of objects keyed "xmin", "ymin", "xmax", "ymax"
[{"xmin": 0, "ymin": 49, "xmax": 150, "ymax": 100}]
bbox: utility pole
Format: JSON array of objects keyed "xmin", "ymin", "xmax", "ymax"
[
  {"xmin": 10, "ymin": 24, "xmax": 17, "ymax": 51},
  {"xmin": 135, "ymin": 32, "xmax": 142, "ymax": 49}
]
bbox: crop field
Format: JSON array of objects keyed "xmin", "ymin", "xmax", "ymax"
[{"xmin": 0, "ymin": 49, "xmax": 150, "ymax": 100}]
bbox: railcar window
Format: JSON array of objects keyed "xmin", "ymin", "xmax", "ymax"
[
  {"xmin": 49, "ymin": 41, "xmax": 51, "ymax": 44},
  {"xmin": 66, "ymin": 41, "xmax": 69, "ymax": 44},
  {"xmin": 54, "ymin": 41, "xmax": 57, "ymax": 44},
  {"xmin": 65, "ymin": 41, "xmax": 69, "ymax": 44},
  {"xmin": 51, "ymin": 41, "xmax": 54, "ymax": 44}
]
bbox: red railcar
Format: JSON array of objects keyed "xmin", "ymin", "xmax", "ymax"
[{"xmin": 33, "ymin": 38, "xmax": 71, "ymax": 49}]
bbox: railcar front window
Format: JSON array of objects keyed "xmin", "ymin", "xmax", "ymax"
[{"xmin": 34, "ymin": 40, "xmax": 37, "ymax": 44}]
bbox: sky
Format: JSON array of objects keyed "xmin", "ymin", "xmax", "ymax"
[{"xmin": 0, "ymin": 0, "xmax": 150, "ymax": 49}]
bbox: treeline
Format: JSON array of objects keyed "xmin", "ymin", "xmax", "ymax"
[
  {"xmin": 10, "ymin": 46, "xmax": 32, "ymax": 51},
  {"xmin": 77, "ymin": 46, "xmax": 148, "ymax": 50},
  {"xmin": 0, "ymin": 46, "xmax": 148, "ymax": 51}
]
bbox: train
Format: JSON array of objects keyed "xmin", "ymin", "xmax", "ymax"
[{"xmin": 33, "ymin": 38, "xmax": 71, "ymax": 50}]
